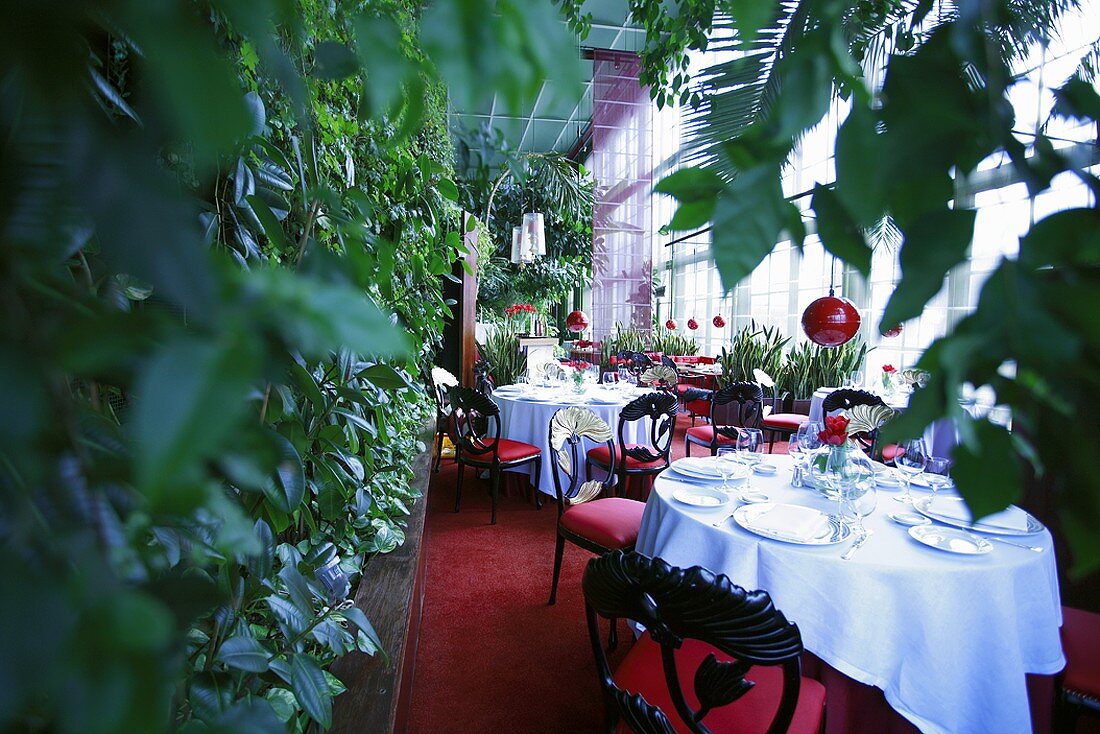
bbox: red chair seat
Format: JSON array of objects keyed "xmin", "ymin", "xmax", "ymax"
[
  {"xmin": 880, "ymin": 443, "xmax": 900, "ymax": 462},
  {"xmin": 587, "ymin": 444, "xmax": 667, "ymax": 470},
  {"xmin": 685, "ymin": 425, "xmax": 737, "ymax": 445},
  {"xmin": 1062, "ymin": 606, "xmax": 1100, "ymax": 697},
  {"xmin": 559, "ymin": 497, "xmax": 645, "ymax": 549},
  {"xmin": 613, "ymin": 634, "xmax": 826, "ymax": 734},
  {"xmin": 464, "ymin": 438, "xmax": 540, "ymax": 463},
  {"xmin": 762, "ymin": 413, "xmax": 809, "ymax": 431},
  {"xmin": 685, "ymin": 399, "xmax": 711, "ymax": 416}
]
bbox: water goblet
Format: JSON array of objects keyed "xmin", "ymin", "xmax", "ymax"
[
  {"xmin": 842, "ymin": 482, "xmax": 877, "ymax": 541},
  {"xmin": 602, "ymin": 371, "xmax": 618, "ymax": 386},
  {"xmin": 894, "ymin": 437, "xmax": 928, "ymax": 504},
  {"xmin": 787, "ymin": 434, "xmax": 804, "ymax": 487},
  {"xmin": 924, "ymin": 456, "xmax": 952, "ymax": 497},
  {"xmin": 715, "ymin": 447, "xmax": 740, "ymax": 497},
  {"xmin": 735, "ymin": 429, "xmax": 768, "ymax": 502},
  {"xmin": 850, "ymin": 371, "xmax": 864, "ymax": 390}
]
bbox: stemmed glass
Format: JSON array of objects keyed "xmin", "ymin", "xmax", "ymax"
[
  {"xmin": 715, "ymin": 447, "xmax": 741, "ymax": 497},
  {"xmin": 894, "ymin": 437, "xmax": 928, "ymax": 504},
  {"xmin": 841, "ymin": 481, "xmax": 877, "ymax": 544},
  {"xmin": 923, "ymin": 456, "xmax": 952, "ymax": 498},
  {"xmin": 735, "ymin": 429, "xmax": 768, "ymax": 502},
  {"xmin": 791, "ymin": 422, "xmax": 823, "ymax": 487},
  {"xmin": 850, "ymin": 371, "xmax": 863, "ymax": 390}
]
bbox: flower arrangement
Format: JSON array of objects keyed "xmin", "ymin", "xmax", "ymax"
[
  {"xmin": 712, "ymin": 314, "xmax": 726, "ymax": 328},
  {"xmin": 504, "ymin": 303, "xmax": 536, "ymax": 318},
  {"xmin": 881, "ymin": 363, "xmax": 897, "ymax": 392},
  {"xmin": 818, "ymin": 415, "xmax": 850, "ymax": 446},
  {"xmin": 564, "ymin": 360, "xmax": 591, "ymax": 390},
  {"xmin": 687, "ymin": 318, "xmax": 699, "ymax": 331},
  {"xmin": 573, "ymin": 339, "xmax": 594, "ymax": 349}
]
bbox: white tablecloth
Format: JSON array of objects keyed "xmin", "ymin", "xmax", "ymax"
[
  {"xmin": 493, "ymin": 385, "xmax": 654, "ymax": 495},
  {"xmin": 636, "ymin": 455, "xmax": 1064, "ymax": 734},
  {"xmin": 808, "ymin": 387, "xmax": 959, "ymax": 458}
]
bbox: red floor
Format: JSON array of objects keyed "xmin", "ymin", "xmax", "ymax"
[{"xmin": 407, "ymin": 420, "xmax": 783, "ymax": 732}]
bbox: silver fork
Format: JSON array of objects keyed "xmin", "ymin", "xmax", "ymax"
[{"xmin": 711, "ymin": 512, "xmax": 736, "ymax": 528}]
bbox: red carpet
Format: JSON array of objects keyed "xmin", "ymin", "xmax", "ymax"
[{"xmin": 408, "ymin": 421, "xmax": 786, "ymax": 733}]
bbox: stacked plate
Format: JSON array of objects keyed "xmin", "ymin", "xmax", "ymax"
[
  {"xmin": 668, "ymin": 456, "xmax": 751, "ymax": 483},
  {"xmin": 914, "ymin": 495, "xmax": 1043, "ymax": 535}
]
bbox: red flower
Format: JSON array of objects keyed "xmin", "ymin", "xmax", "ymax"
[
  {"xmin": 687, "ymin": 318, "xmax": 699, "ymax": 331},
  {"xmin": 578, "ymin": 361, "xmax": 590, "ymax": 370},
  {"xmin": 882, "ymin": 364, "xmax": 897, "ymax": 374},
  {"xmin": 818, "ymin": 415, "xmax": 850, "ymax": 446},
  {"xmin": 712, "ymin": 315, "xmax": 726, "ymax": 328},
  {"xmin": 610, "ymin": 356, "xmax": 618, "ymax": 366},
  {"xmin": 665, "ymin": 319, "xmax": 677, "ymax": 331}
]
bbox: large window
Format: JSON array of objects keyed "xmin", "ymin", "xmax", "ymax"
[{"xmin": 655, "ymin": 5, "xmax": 1098, "ymax": 379}]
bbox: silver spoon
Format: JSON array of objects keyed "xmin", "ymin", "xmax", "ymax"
[
  {"xmin": 841, "ymin": 533, "xmax": 871, "ymax": 561},
  {"xmin": 979, "ymin": 535, "xmax": 1044, "ymax": 553}
]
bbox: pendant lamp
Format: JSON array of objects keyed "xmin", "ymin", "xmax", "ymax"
[
  {"xmin": 802, "ymin": 287, "xmax": 861, "ymax": 347},
  {"xmin": 522, "ymin": 212, "xmax": 546, "ymax": 256},
  {"xmin": 510, "ymin": 226, "xmax": 525, "ymax": 264}
]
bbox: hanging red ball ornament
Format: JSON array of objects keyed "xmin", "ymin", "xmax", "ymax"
[
  {"xmin": 883, "ymin": 323, "xmax": 904, "ymax": 338},
  {"xmin": 565, "ymin": 310, "xmax": 589, "ymax": 333},
  {"xmin": 687, "ymin": 318, "xmax": 699, "ymax": 331},
  {"xmin": 712, "ymin": 315, "xmax": 726, "ymax": 328},
  {"xmin": 801, "ymin": 291, "xmax": 861, "ymax": 347},
  {"xmin": 665, "ymin": 319, "xmax": 677, "ymax": 331}
]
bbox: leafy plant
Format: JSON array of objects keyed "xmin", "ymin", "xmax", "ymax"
[
  {"xmin": 477, "ymin": 319, "xmax": 528, "ymax": 387},
  {"xmin": 777, "ymin": 340, "xmax": 869, "ymax": 401},
  {"xmin": 717, "ymin": 322, "xmax": 789, "ymax": 388},
  {"xmin": 650, "ymin": 323, "xmax": 700, "ymax": 356}
]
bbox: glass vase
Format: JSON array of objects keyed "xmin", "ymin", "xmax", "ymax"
[{"xmin": 811, "ymin": 441, "xmax": 873, "ymax": 502}]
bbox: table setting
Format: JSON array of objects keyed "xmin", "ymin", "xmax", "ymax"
[{"xmin": 636, "ymin": 441, "xmax": 1064, "ymax": 734}]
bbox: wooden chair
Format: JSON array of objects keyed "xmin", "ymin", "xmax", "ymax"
[
  {"xmin": 1055, "ymin": 605, "xmax": 1100, "ymax": 732},
  {"xmin": 450, "ymin": 385, "xmax": 542, "ymax": 524},
  {"xmin": 586, "ymin": 392, "xmax": 678, "ymax": 500},
  {"xmin": 546, "ymin": 407, "xmax": 645, "ymax": 608},
  {"xmin": 582, "ymin": 550, "xmax": 827, "ymax": 734},
  {"xmin": 429, "ymin": 366, "xmax": 460, "ymax": 473},
  {"xmin": 684, "ymin": 382, "xmax": 763, "ymax": 457}
]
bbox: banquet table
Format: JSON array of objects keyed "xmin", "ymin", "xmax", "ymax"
[
  {"xmin": 492, "ymin": 384, "xmax": 655, "ymax": 495},
  {"xmin": 808, "ymin": 386, "xmax": 961, "ymax": 457},
  {"xmin": 635, "ymin": 455, "xmax": 1064, "ymax": 734}
]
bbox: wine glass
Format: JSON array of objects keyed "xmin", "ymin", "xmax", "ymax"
[
  {"xmin": 924, "ymin": 456, "xmax": 952, "ymax": 498},
  {"xmin": 735, "ymin": 429, "xmax": 768, "ymax": 502},
  {"xmin": 601, "ymin": 371, "xmax": 617, "ymax": 386},
  {"xmin": 850, "ymin": 371, "xmax": 864, "ymax": 390},
  {"xmin": 715, "ymin": 447, "xmax": 741, "ymax": 496},
  {"xmin": 842, "ymin": 482, "xmax": 877, "ymax": 541},
  {"xmin": 787, "ymin": 433, "xmax": 804, "ymax": 486},
  {"xmin": 894, "ymin": 437, "xmax": 928, "ymax": 504},
  {"xmin": 794, "ymin": 422, "xmax": 823, "ymax": 480}
]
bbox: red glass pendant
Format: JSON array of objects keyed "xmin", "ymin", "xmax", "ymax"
[
  {"xmin": 565, "ymin": 310, "xmax": 589, "ymax": 333},
  {"xmin": 883, "ymin": 323, "xmax": 904, "ymax": 338},
  {"xmin": 801, "ymin": 290, "xmax": 861, "ymax": 347}
]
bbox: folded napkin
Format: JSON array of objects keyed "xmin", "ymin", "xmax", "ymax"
[
  {"xmin": 751, "ymin": 505, "xmax": 829, "ymax": 540},
  {"xmin": 677, "ymin": 457, "xmax": 723, "ymax": 476},
  {"xmin": 928, "ymin": 498, "xmax": 1029, "ymax": 532}
]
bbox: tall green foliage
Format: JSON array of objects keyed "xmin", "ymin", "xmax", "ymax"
[{"xmin": 0, "ymin": 1, "xmax": 581, "ymax": 732}]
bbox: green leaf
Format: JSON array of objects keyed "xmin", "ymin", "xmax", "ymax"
[
  {"xmin": 835, "ymin": 104, "xmax": 887, "ymax": 226},
  {"xmin": 261, "ymin": 432, "xmax": 305, "ymax": 514},
  {"xmin": 952, "ymin": 421, "xmax": 1023, "ymax": 523},
  {"xmin": 289, "ymin": 361, "xmax": 326, "ymax": 411},
  {"xmin": 245, "ymin": 194, "xmax": 291, "ymax": 252},
  {"xmin": 437, "ymin": 178, "xmax": 460, "ymax": 202},
  {"xmin": 290, "ymin": 653, "xmax": 332, "ymax": 728},
  {"xmin": 131, "ymin": 338, "xmax": 255, "ymax": 510},
  {"xmin": 1019, "ymin": 208, "xmax": 1100, "ymax": 268},
  {"xmin": 881, "ymin": 208, "xmax": 976, "ymax": 330},
  {"xmin": 356, "ymin": 363, "xmax": 414, "ymax": 390},
  {"xmin": 216, "ymin": 635, "xmax": 269, "ymax": 673},
  {"xmin": 188, "ymin": 672, "xmax": 234, "ymax": 723},
  {"xmin": 710, "ymin": 166, "xmax": 798, "ymax": 290},
  {"xmin": 313, "ymin": 42, "xmax": 360, "ymax": 81},
  {"xmin": 811, "ymin": 185, "xmax": 872, "ymax": 277},
  {"xmin": 338, "ymin": 607, "xmax": 382, "ymax": 656}
]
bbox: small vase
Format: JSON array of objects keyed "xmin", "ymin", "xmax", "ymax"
[
  {"xmin": 813, "ymin": 441, "xmax": 872, "ymax": 501},
  {"xmin": 881, "ymin": 373, "xmax": 894, "ymax": 396},
  {"xmin": 571, "ymin": 374, "xmax": 585, "ymax": 394}
]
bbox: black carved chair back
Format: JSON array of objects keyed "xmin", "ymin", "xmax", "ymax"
[
  {"xmin": 448, "ymin": 385, "xmax": 501, "ymax": 461},
  {"xmin": 473, "ymin": 360, "xmax": 495, "ymax": 397},
  {"xmin": 583, "ymin": 550, "xmax": 805, "ymax": 734},
  {"xmin": 660, "ymin": 354, "xmax": 677, "ymax": 369},
  {"xmin": 548, "ymin": 407, "xmax": 613, "ymax": 514},
  {"xmin": 822, "ymin": 388, "xmax": 885, "ymax": 413},
  {"xmin": 822, "ymin": 389, "xmax": 890, "ymax": 457},
  {"xmin": 709, "ymin": 381, "xmax": 763, "ymax": 441},
  {"xmin": 614, "ymin": 392, "xmax": 678, "ymax": 476}
]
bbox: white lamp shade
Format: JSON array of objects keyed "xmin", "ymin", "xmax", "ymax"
[
  {"xmin": 522, "ymin": 212, "xmax": 546, "ymax": 256},
  {"xmin": 510, "ymin": 225, "xmax": 524, "ymax": 263}
]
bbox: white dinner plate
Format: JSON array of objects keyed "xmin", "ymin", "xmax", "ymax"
[
  {"xmin": 732, "ymin": 503, "xmax": 851, "ymax": 545},
  {"xmin": 914, "ymin": 495, "xmax": 1044, "ymax": 536},
  {"xmin": 753, "ymin": 463, "xmax": 778, "ymax": 475},
  {"xmin": 669, "ymin": 458, "xmax": 750, "ymax": 482},
  {"xmin": 910, "ymin": 474, "xmax": 956, "ymax": 491},
  {"xmin": 908, "ymin": 524, "xmax": 992, "ymax": 555},
  {"xmin": 672, "ymin": 487, "xmax": 729, "ymax": 509}
]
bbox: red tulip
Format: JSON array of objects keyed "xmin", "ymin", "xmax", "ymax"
[{"xmin": 882, "ymin": 364, "xmax": 897, "ymax": 374}]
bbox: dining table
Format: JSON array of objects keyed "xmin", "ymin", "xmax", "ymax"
[
  {"xmin": 492, "ymin": 383, "xmax": 656, "ymax": 495},
  {"xmin": 635, "ymin": 454, "xmax": 1064, "ymax": 734}
]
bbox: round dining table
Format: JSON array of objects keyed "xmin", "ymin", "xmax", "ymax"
[
  {"xmin": 635, "ymin": 455, "xmax": 1064, "ymax": 734},
  {"xmin": 492, "ymin": 383, "xmax": 656, "ymax": 495}
]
